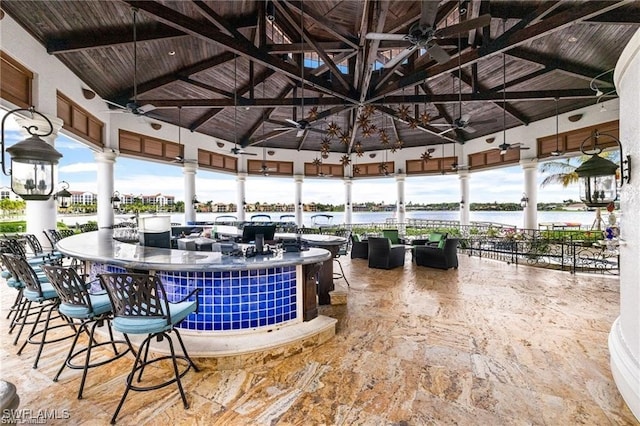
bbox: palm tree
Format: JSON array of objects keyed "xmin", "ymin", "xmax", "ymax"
[{"xmin": 539, "ymin": 158, "xmax": 578, "ymax": 188}]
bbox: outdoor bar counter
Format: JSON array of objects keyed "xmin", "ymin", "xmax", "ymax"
[{"xmin": 55, "ymin": 230, "xmax": 337, "ymax": 364}]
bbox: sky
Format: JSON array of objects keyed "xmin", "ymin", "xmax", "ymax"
[{"xmin": 1, "ymin": 116, "xmax": 581, "ymax": 205}]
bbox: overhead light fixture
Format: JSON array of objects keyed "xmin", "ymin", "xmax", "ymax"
[
  {"xmin": 575, "ymin": 130, "xmax": 631, "ymax": 208},
  {"xmin": 1, "ymin": 107, "xmax": 63, "ymax": 201},
  {"xmin": 192, "ymin": 195, "xmax": 200, "ymax": 204},
  {"xmin": 550, "ymin": 98, "xmax": 562, "ymax": 157},
  {"xmin": 520, "ymin": 193, "xmax": 529, "ymax": 209},
  {"xmin": 53, "ymin": 181, "xmax": 72, "ymax": 209},
  {"xmin": 460, "ymin": 199, "xmax": 465, "ymax": 209}
]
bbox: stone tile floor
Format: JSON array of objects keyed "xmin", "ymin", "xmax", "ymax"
[{"xmin": 0, "ymin": 254, "xmax": 637, "ymax": 425}]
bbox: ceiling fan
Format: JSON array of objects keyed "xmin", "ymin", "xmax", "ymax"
[
  {"xmin": 493, "ymin": 142, "xmax": 530, "ymax": 156},
  {"xmin": 172, "ymin": 107, "xmax": 185, "ymax": 163},
  {"xmin": 105, "ymin": 8, "xmax": 156, "ymax": 116},
  {"xmin": 259, "ymin": 148, "xmax": 277, "ymax": 175},
  {"xmin": 273, "ymin": 118, "xmax": 324, "ymax": 138},
  {"xmin": 230, "ymin": 56, "xmax": 257, "ymax": 157},
  {"xmin": 365, "ymin": 1, "xmax": 491, "ymax": 68}
]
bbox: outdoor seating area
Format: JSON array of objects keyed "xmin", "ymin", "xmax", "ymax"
[{"xmin": 0, "ymin": 251, "xmax": 633, "ymax": 424}]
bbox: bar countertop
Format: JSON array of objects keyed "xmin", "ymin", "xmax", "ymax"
[{"xmin": 56, "ymin": 229, "xmax": 331, "ymax": 272}]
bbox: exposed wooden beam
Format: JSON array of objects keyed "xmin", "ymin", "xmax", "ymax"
[
  {"xmin": 46, "ymin": 26, "xmax": 185, "ymax": 54},
  {"xmin": 283, "ymin": 1, "xmax": 359, "ymax": 49},
  {"xmin": 123, "ymin": 0, "xmax": 357, "ymax": 104},
  {"xmin": 372, "ymin": 0, "xmax": 630, "ymax": 101}
]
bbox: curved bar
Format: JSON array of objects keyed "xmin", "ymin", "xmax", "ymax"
[
  {"xmin": 56, "ymin": 229, "xmax": 330, "ymax": 272},
  {"xmin": 56, "ymin": 230, "xmax": 335, "ymax": 359}
]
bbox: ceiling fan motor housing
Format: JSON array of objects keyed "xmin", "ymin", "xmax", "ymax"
[{"xmin": 406, "ymin": 23, "xmax": 434, "ymax": 46}]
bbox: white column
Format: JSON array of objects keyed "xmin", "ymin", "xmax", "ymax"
[
  {"xmin": 236, "ymin": 172, "xmax": 247, "ymax": 222},
  {"xmin": 14, "ymin": 114, "xmax": 63, "ymax": 250},
  {"xmin": 94, "ymin": 150, "xmax": 118, "ymax": 229},
  {"xmin": 458, "ymin": 169, "xmax": 470, "ymax": 226},
  {"xmin": 520, "ymin": 158, "xmax": 538, "ymax": 230},
  {"xmin": 183, "ymin": 162, "xmax": 197, "ymax": 224},
  {"xmin": 395, "ymin": 172, "xmax": 406, "ymax": 227},
  {"xmin": 610, "ymin": 28, "xmax": 640, "ymax": 421},
  {"xmin": 344, "ymin": 177, "xmax": 353, "ymax": 226},
  {"xmin": 294, "ymin": 174, "xmax": 303, "ymax": 228}
]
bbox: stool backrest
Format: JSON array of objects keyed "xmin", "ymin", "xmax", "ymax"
[
  {"xmin": 0, "ymin": 253, "xmax": 43, "ymax": 296},
  {"xmin": 24, "ymin": 234, "xmax": 44, "ymax": 255},
  {"xmin": 41, "ymin": 265, "xmax": 93, "ymax": 311},
  {"xmin": 99, "ymin": 273, "xmax": 171, "ymax": 323}
]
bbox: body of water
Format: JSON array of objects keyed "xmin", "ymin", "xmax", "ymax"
[{"xmin": 59, "ymin": 209, "xmax": 613, "ymax": 229}]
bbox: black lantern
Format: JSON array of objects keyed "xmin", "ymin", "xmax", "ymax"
[
  {"xmin": 574, "ymin": 130, "xmax": 631, "ymax": 208},
  {"xmin": 53, "ymin": 181, "xmax": 72, "ymax": 209},
  {"xmin": 520, "ymin": 193, "xmax": 529, "ymax": 208},
  {"xmin": 1, "ymin": 107, "xmax": 63, "ymax": 200},
  {"xmin": 111, "ymin": 191, "xmax": 122, "ymax": 210},
  {"xmin": 192, "ymin": 195, "xmax": 200, "ymax": 205}
]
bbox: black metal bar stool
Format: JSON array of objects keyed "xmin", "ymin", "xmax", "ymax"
[
  {"xmin": 99, "ymin": 273, "xmax": 200, "ymax": 424},
  {"xmin": 41, "ymin": 265, "xmax": 131, "ymax": 399}
]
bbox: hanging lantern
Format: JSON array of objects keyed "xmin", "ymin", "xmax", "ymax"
[
  {"xmin": 574, "ymin": 130, "xmax": 630, "ymax": 208},
  {"xmin": 1, "ymin": 108, "xmax": 63, "ymax": 201}
]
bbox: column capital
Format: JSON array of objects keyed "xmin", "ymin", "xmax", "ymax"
[
  {"xmin": 458, "ymin": 168, "xmax": 470, "ymax": 179},
  {"xmin": 294, "ymin": 174, "xmax": 304, "ymax": 183},
  {"xmin": 520, "ymin": 157, "xmax": 538, "ymax": 170},
  {"xmin": 94, "ymin": 149, "xmax": 118, "ymax": 163},
  {"xmin": 237, "ymin": 172, "xmax": 247, "ymax": 182},
  {"xmin": 343, "ymin": 177, "xmax": 353, "ymax": 185},
  {"xmin": 394, "ymin": 173, "xmax": 406, "ymax": 182},
  {"xmin": 182, "ymin": 161, "xmax": 198, "ymax": 174}
]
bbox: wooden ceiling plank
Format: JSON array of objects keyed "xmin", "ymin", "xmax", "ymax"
[
  {"xmin": 192, "ymin": 0, "xmax": 247, "ymax": 40},
  {"xmin": 271, "ymin": 1, "xmax": 352, "ymax": 91},
  {"xmin": 107, "ymin": 51, "xmax": 237, "ymax": 103},
  {"xmin": 508, "ymin": 48, "xmax": 614, "ymax": 85},
  {"xmin": 283, "ymin": 0, "xmax": 359, "ymax": 50},
  {"xmin": 46, "ymin": 26, "xmax": 186, "ymax": 54},
  {"xmin": 373, "ymin": 0, "xmax": 630, "ymax": 101},
  {"xmin": 123, "ymin": 0, "xmax": 357, "ymax": 104}
]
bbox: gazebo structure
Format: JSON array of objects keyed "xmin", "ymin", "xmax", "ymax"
[{"xmin": 1, "ymin": 1, "xmax": 639, "ymax": 421}]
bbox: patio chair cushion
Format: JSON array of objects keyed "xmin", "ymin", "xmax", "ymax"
[
  {"xmin": 111, "ymin": 300, "xmax": 197, "ymax": 335},
  {"xmin": 23, "ymin": 281, "xmax": 58, "ymax": 301},
  {"xmin": 58, "ymin": 293, "xmax": 112, "ymax": 319}
]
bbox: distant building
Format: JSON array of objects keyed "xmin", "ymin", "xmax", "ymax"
[{"xmin": 0, "ymin": 186, "xmax": 21, "ymax": 201}]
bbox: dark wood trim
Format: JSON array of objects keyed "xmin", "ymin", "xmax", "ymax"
[
  {"xmin": 0, "ymin": 51, "xmax": 33, "ymax": 108},
  {"xmin": 56, "ymin": 91, "xmax": 104, "ymax": 148}
]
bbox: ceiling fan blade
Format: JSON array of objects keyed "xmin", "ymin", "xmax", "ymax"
[
  {"xmin": 286, "ymin": 118, "xmax": 300, "ymax": 126},
  {"xmin": 427, "ymin": 43, "xmax": 451, "ymax": 64},
  {"xmin": 419, "ymin": 0, "xmax": 439, "ymax": 27},
  {"xmin": 296, "ymin": 129, "xmax": 305, "ymax": 138},
  {"xmin": 518, "ymin": 146, "xmax": 531, "ymax": 150},
  {"xmin": 243, "ymin": 152, "xmax": 258, "ymax": 156},
  {"xmin": 437, "ymin": 128, "xmax": 454, "ymax": 135},
  {"xmin": 463, "ymin": 125, "xmax": 476, "ymax": 133},
  {"xmin": 365, "ymin": 32, "xmax": 406, "ymax": 41},
  {"xmin": 460, "ymin": 113, "xmax": 472, "ymax": 123},
  {"xmin": 435, "ymin": 14, "xmax": 492, "ymax": 38},
  {"xmin": 104, "ymin": 99, "xmax": 126, "ymax": 110},
  {"xmin": 273, "ymin": 127, "xmax": 293, "ymax": 131},
  {"xmin": 430, "ymin": 123, "xmax": 454, "ymax": 127},
  {"xmin": 307, "ymin": 127, "xmax": 327, "ymax": 134},
  {"xmin": 383, "ymin": 45, "xmax": 417, "ymax": 69},
  {"xmin": 137, "ymin": 104, "xmax": 156, "ymax": 114}
]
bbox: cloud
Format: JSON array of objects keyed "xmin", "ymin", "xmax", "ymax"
[{"xmin": 58, "ymin": 162, "xmax": 98, "ymax": 173}]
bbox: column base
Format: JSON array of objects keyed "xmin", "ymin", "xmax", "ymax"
[{"xmin": 609, "ymin": 317, "xmax": 640, "ymax": 421}]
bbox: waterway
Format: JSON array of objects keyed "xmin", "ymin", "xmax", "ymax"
[{"xmin": 59, "ymin": 209, "xmax": 616, "ymax": 229}]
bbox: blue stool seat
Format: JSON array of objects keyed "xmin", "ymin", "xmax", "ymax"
[{"xmin": 112, "ymin": 300, "xmax": 197, "ymax": 335}]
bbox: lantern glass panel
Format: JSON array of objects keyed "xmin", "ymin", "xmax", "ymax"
[
  {"xmin": 10, "ymin": 159, "xmax": 54, "ymax": 199},
  {"xmin": 578, "ymin": 174, "xmax": 617, "ymax": 207}
]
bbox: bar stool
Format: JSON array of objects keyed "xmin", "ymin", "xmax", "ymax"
[
  {"xmin": 99, "ymin": 273, "xmax": 200, "ymax": 424},
  {"xmin": 0, "ymin": 253, "xmax": 75, "ymax": 368},
  {"xmin": 40, "ymin": 265, "xmax": 130, "ymax": 399}
]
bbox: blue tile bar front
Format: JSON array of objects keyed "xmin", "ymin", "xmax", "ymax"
[
  {"xmin": 58, "ymin": 230, "xmax": 331, "ymax": 335},
  {"xmin": 158, "ymin": 267, "xmax": 300, "ymax": 332}
]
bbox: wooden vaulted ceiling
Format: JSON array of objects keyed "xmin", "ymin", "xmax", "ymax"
[{"xmin": 2, "ymin": 0, "xmax": 638, "ymax": 157}]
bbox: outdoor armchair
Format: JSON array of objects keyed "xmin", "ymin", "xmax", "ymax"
[
  {"xmin": 367, "ymin": 237, "xmax": 405, "ymax": 269},
  {"xmin": 415, "ymin": 238, "xmax": 459, "ymax": 270}
]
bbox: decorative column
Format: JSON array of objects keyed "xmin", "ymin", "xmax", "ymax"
[
  {"xmin": 395, "ymin": 172, "xmax": 406, "ymax": 229},
  {"xmin": 94, "ymin": 150, "xmax": 118, "ymax": 229},
  {"xmin": 610, "ymin": 28, "xmax": 640, "ymax": 421},
  {"xmin": 236, "ymin": 172, "xmax": 247, "ymax": 222},
  {"xmin": 344, "ymin": 177, "xmax": 353, "ymax": 226},
  {"xmin": 520, "ymin": 158, "xmax": 538, "ymax": 230},
  {"xmin": 14, "ymin": 113, "xmax": 63, "ymax": 250},
  {"xmin": 294, "ymin": 174, "xmax": 303, "ymax": 228},
  {"xmin": 458, "ymin": 169, "xmax": 470, "ymax": 226},
  {"xmin": 183, "ymin": 161, "xmax": 197, "ymax": 224}
]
